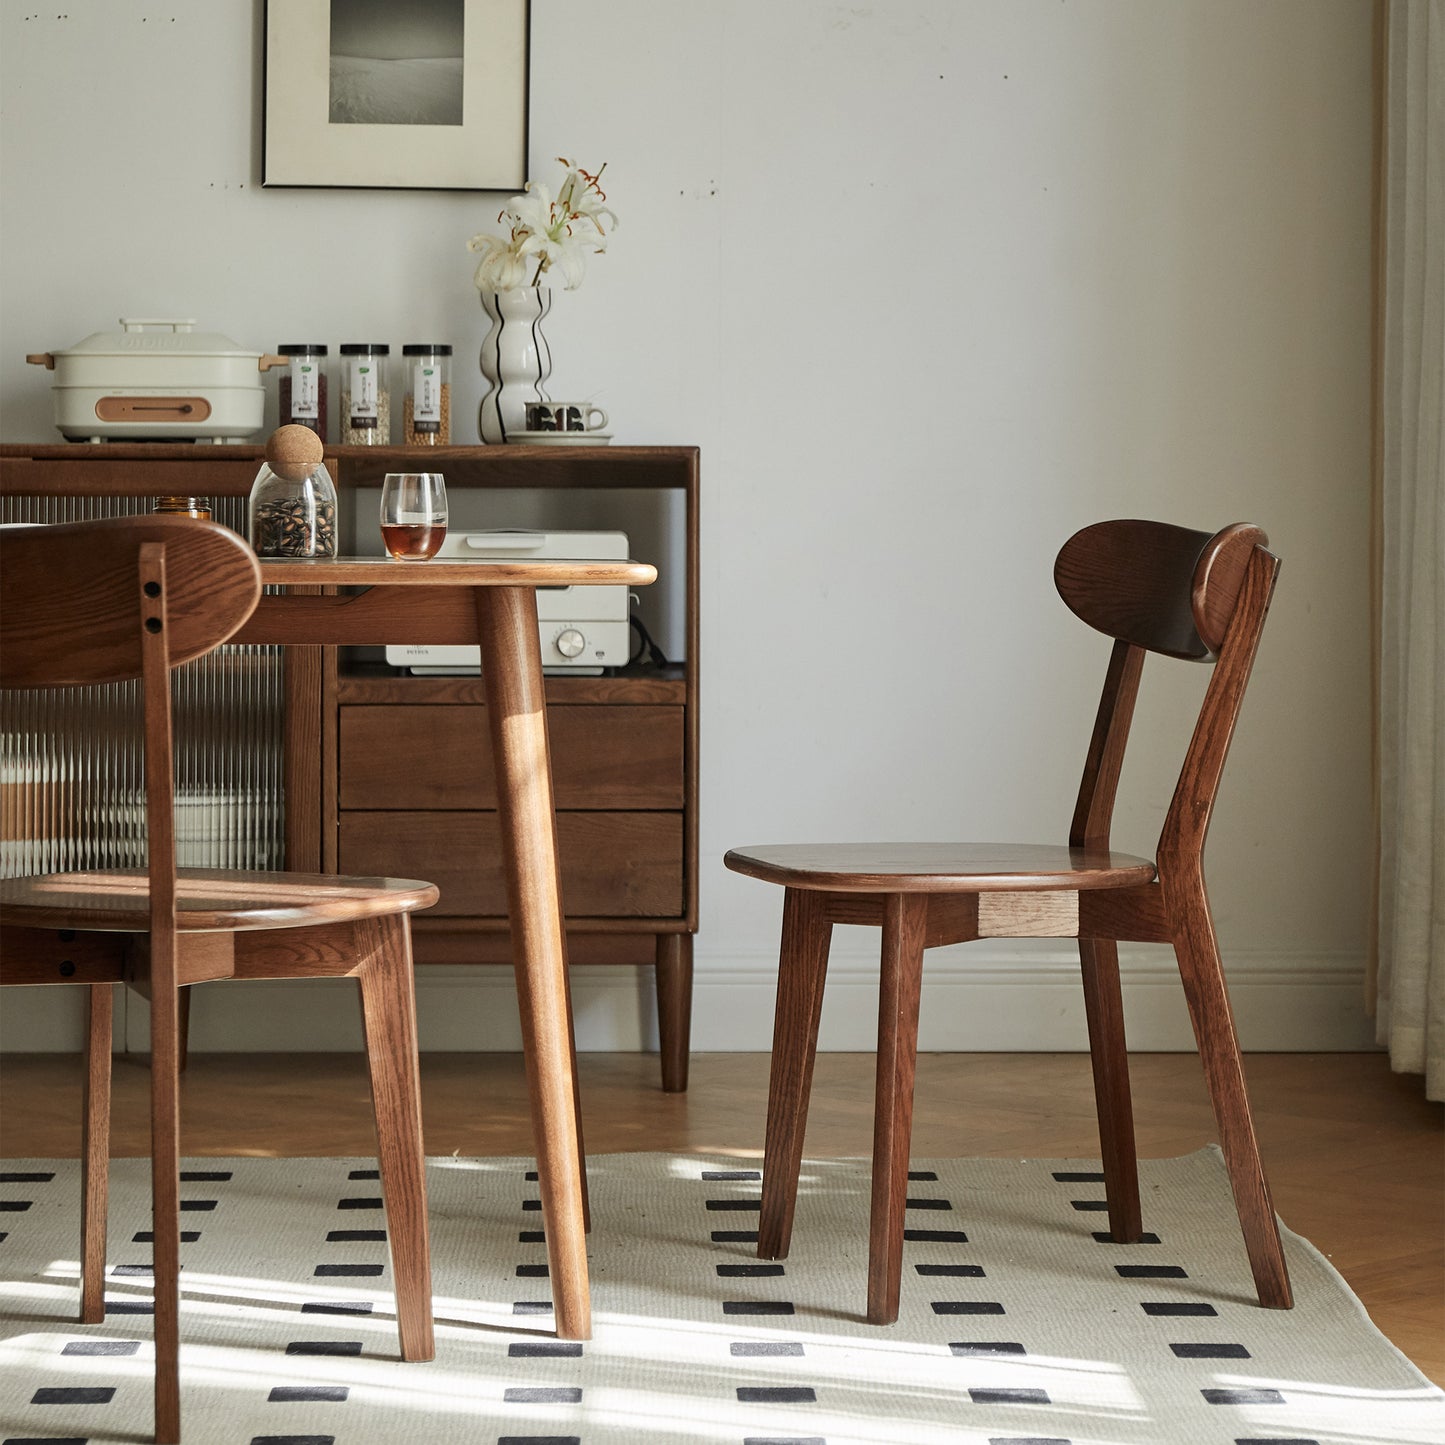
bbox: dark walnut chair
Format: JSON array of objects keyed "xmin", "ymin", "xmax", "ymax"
[
  {"xmin": 0, "ymin": 516, "xmax": 440, "ymax": 1443},
  {"xmin": 725, "ymin": 519, "xmax": 1292, "ymax": 1326}
]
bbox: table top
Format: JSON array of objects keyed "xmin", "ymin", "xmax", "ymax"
[{"xmin": 257, "ymin": 556, "xmax": 656, "ymax": 587}]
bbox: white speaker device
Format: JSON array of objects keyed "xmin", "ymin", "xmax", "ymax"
[{"xmin": 384, "ymin": 529, "xmax": 633, "ymax": 674}]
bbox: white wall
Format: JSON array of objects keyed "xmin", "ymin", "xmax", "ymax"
[{"xmin": 0, "ymin": 0, "xmax": 1377, "ymax": 1053}]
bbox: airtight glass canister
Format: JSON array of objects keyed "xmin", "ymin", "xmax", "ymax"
[
  {"xmin": 278, "ymin": 344, "xmax": 328, "ymax": 439},
  {"xmin": 339, "ymin": 343, "xmax": 390, "ymax": 444},
  {"xmin": 403, "ymin": 344, "xmax": 451, "ymax": 445}
]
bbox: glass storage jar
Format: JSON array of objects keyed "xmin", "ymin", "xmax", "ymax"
[
  {"xmin": 402, "ymin": 344, "xmax": 452, "ymax": 445},
  {"xmin": 278, "ymin": 343, "xmax": 328, "ymax": 439},
  {"xmin": 339, "ymin": 343, "xmax": 390, "ymax": 444},
  {"xmin": 153, "ymin": 496, "xmax": 212, "ymax": 519},
  {"xmin": 249, "ymin": 424, "xmax": 338, "ymax": 558}
]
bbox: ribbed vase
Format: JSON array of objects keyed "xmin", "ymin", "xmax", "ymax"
[{"xmin": 478, "ymin": 286, "xmax": 553, "ymax": 443}]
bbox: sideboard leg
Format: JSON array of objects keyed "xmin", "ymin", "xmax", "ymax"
[{"xmin": 656, "ymin": 932, "xmax": 693, "ymax": 1093}]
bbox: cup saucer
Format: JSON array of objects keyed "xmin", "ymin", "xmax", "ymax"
[{"xmin": 509, "ymin": 430, "xmax": 613, "ymax": 447}]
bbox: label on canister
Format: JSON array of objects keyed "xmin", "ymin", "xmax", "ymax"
[
  {"xmin": 413, "ymin": 363, "xmax": 441, "ymax": 433},
  {"xmin": 290, "ymin": 358, "xmax": 320, "ymax": 419},
  {"xmin": 349, "ymin": 358, "xmax": 379, "ymax": 425}
]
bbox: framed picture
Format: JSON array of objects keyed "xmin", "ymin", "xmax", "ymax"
[{"xmin": 263, "ymin": 0, "xmax": 529, "ymax": 190}]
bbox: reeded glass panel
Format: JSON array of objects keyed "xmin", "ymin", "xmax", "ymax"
[{"xmin": 0, "ymin": 496, "xmax": 284, "ymax": 877}]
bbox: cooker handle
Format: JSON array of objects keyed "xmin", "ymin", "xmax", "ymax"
[
  {"xmin": 25, "ymin": 353, "xmax": 55, "ymax": 369},
  {"xmin": 118, "ymin": 317, "xmax": 197, "ymax": 332},
  {"xmin": 257, "ymin": 354, "xmax": 289, "ymax": 372}
]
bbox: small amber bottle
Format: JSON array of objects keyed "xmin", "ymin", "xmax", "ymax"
[{"xmin": 153, "ymin": 496, "xmax": 212, "ymax": 519}]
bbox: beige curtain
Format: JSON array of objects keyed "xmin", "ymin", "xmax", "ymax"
[{"xmin": 1373, "ymin": 0, "xmax": 1445, "ymax": 1100}]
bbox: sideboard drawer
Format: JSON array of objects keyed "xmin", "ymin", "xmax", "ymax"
[
  {"xmin": 339, "ymin": 809, "xmax": 684, "ymax": 917},
  {"xmin": 338, "ymin": 704, "xmax": 684, "ymax": 811}
]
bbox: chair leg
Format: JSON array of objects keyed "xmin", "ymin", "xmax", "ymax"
[
  {"xmin": 655, "ymin": 932, "xmax": 693, "ymax": 1093},
  {"xmin": 1078, "ymin": 938, "xmax": 1142, "ymax": 1243},
  {"xmin": 758, "ymin": 889, "xmax": 834, "ymax": 1262},
  {"xmin": 80, "ymin": 982, "xmax": 112, "ymax": 1324},
  {"xmin": 355, "ymin": 914, "xmax": 436, "ymax": 1362},
  {"xmin": 1170, "ymin": 882, "xmax": 1292, "ymax": 1308},
  {"xmin": 867, "ymin": 892, "xmax": 928, "ymax": 1326},
  {"xmin": 148, "ymin": 980, "xmax": 183, "ymax": 1443}
]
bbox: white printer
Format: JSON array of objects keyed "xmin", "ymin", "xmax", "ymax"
[{"xmin": 384, "ymin": 529, "xmax": 632, "ymax": 674}]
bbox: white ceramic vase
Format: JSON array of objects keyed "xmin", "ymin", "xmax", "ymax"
[{"xmin": 478, "ymin": 286, "xmax": 553, "ymax": 443}]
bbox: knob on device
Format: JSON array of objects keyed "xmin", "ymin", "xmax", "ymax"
[{"xmin": 555, "ymin": 628, "xmax": 587, "ymax": 659}]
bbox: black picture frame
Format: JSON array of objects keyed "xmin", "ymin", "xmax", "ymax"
[{"xmin": 263, "ymin": 0, "xmax": 529, "ymax": 191}]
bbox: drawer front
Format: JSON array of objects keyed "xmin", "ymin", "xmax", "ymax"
[
  {"xmin": 339, "ymin": 704, "xmax": 684, "ymax": 810},
  {"xmin": 339, "ymin": 810, "xmax": 684, "ymax": 917}
]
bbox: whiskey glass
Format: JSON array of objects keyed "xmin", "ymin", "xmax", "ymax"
[{"xmin": 379, "ymin": 472, "xmax": 447, "ymax": 561}]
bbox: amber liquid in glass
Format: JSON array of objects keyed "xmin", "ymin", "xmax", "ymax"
[{"xmin": 381, "ymin": 522, "xmax": 446, "ymax": 560}]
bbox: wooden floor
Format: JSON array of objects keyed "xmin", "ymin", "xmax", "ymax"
[{"xmin": 2, "ymin": 1049, "xmax": 1440, "ymax": 1384}]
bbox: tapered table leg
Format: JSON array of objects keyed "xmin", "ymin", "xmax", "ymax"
[{"xmin": 476, "ymin": 585, "xmax": 591, "ymax": 1340}]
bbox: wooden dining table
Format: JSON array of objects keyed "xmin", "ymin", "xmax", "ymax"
[{"xmin": 235, "ymin": 555, "xmax": 658, "ymax": 1340}]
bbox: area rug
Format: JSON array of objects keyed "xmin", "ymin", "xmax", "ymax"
[{"xmin": 1, "ymin": 1149, "xmax": 1440, "ymax": 1445}]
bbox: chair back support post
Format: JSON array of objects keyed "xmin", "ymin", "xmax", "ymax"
[
  {"xmin": 138, "ymin": 543, "xmax": 179, "ymax": 949},
  {"xmin": 136, "ymin": 539, "xmax": 184, "ymax": 1441},
  {"xmin": 1070, "ymin": 638, "xmax": 1146, "ymax": 851},
  {"xmin": 1157, "ymin": 543, "xmax": 1282, "ymax": 882}
]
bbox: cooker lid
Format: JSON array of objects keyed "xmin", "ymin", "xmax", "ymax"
[{"xmin": 56, "ymin": 318, "xmax": 260, "ymax": 358}]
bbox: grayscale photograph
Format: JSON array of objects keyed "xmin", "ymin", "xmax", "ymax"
[{"xmin": 329, "ymin": 0, "xmax": 465, "ymax": 126}]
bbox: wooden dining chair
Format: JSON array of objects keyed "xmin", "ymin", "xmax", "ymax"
[
  {"xmin": 725, "ymin": 519, "xmax": 1293, "ymax": 1326},
  {"xmin": 0, "ymin": 516, "xmax": 440, "ymax": 1443}
]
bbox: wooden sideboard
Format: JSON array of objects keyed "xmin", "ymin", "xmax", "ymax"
[{"xmin": 0, "ymin": 443, "xmax": 699, "ymax": 1090}]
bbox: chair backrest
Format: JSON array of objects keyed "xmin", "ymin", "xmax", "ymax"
[
  {"xmin": 1053, "ymin": 519, "xmax": 1267, "ymax": 662},
  {"xmin": 0, "ymin": 516, "xmax": 260, "ymax": 691},
  {"xmin": 1, "ymin": 515, "xmax": 261, "ymax": 946},
  {"xmin": 1053, "ymin": 519, "xmax": 1280, "ymax": 868}
]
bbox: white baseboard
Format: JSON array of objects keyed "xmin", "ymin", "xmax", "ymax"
[{"xmin": 0, "ymin": 945, "xmax": 1378, "ymax": 1054}]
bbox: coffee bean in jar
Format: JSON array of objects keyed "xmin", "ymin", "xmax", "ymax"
[
  {"xmin": 403, "ymin": 343, "xmax": 451, "ymax": 445},
  {"xmin": 339, "ymin": 342, "xmax": 390, "ymax": 444},
  {"xmin": 249, "ymin": 424, "xmax": 339, "ymax": 559},
  {"xmin": 277, "ymin": 343, "xmax": 328, "ymax": 440}
]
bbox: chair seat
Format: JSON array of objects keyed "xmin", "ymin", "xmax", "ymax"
[
  {"xmin": 723, "ymin": 841, "xmax": 1157, "ymax": 893},
  {"xmin": 0, "ymin": 868, "xmax": 440, "ymax": 933}
]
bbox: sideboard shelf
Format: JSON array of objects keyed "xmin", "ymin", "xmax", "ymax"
[{"xmin": 0, "ymin": 442, "xmax": 700, "ymax": 1090}]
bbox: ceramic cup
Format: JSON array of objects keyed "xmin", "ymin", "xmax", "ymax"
[{"xmin": 524, "ymin": 401, "xmax": 609, "ymax": 434}]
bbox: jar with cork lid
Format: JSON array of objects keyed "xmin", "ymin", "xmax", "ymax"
[
  {"xmin": 248, "ymin": 424, "xmax": 338, "ymax": 558},
  {"xmin": 403, "ymin": 344, "xmax": 451, "ymax": 445},
  {"xmin": 339, "ymin": 342, "xmax": 390, "ymax": 444}
]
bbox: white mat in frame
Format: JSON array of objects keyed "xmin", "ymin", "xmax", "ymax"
[{"xmin": 1, "ymin": 1148, "xmax": 1441, "ymax": 1444}]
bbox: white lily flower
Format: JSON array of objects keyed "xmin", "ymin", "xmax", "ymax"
[
  {"xmin": 467, "ymin": 157, "xmax": 617, "ymax": 291},
  {"xmin": 507, "ymin": 182, "xmax": 554, "ymax": 235},
  {"xmin": 468, "ymin": 232, "xmax": 529, "ymax": 291},
  {"xmin": 553, "ymin": 241, "xmax": 590, "ymax": 289},
  {"xmin": 564, "ymin": 176, "xmax": 618, "ymax": 236}
]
